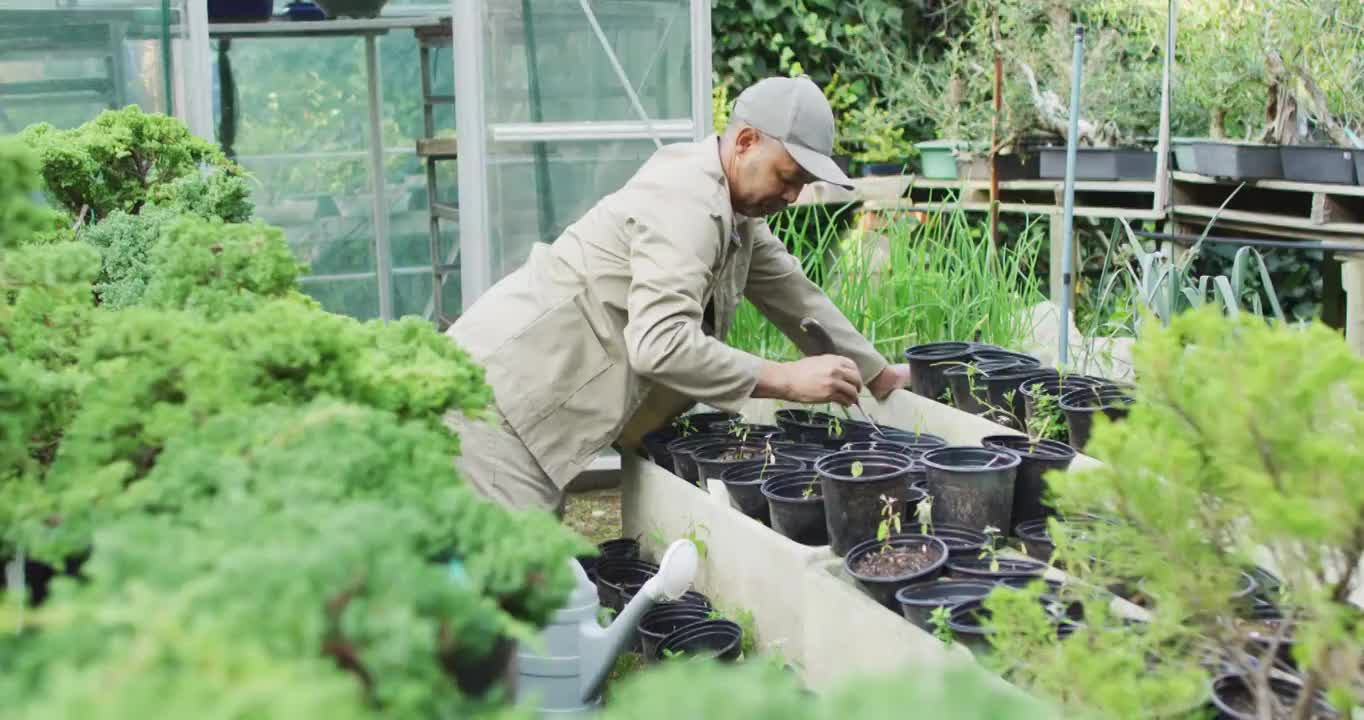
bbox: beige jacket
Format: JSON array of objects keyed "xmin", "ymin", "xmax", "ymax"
[{"xmin": 447, "ymin": 135, "xmax": 887, "ymax": 488}]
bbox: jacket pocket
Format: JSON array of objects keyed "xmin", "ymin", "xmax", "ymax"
[{"xmin": 485, "ymin": 291, "xmax": 615, "ymax": 437}]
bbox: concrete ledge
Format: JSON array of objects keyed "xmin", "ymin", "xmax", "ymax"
[{"xmin": 621, "ymin": 389, "xmax": 1098, "ymax": 694}]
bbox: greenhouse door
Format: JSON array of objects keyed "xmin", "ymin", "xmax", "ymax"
[{"xmin": 451, "ymin": 0, "xmax": 711, "ymax": 309}]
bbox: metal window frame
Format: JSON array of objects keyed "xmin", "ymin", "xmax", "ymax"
[{"xmin": 451, "ymin": 0, "xmax": 711, "ymax": 309}]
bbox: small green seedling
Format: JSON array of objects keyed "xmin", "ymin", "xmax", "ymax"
[
  {"xmin": 876, "ymin": 493, "xmax": 901, "ymax": 550},
  {"xmin": 673, "ymin": 415, "xmax": 697, "ymax": 438},
  {"xmin": 978, "ymin": 525, "xmax": 1002, "ymax": 572},
  {"xmin": 928, "ymin": 605, "xmax": 954, "ymax": 644},
  {"xmin": 916, "ymin": 493, "xmax": 934, "ymax": 534},
  {"xmin": 850, "ymin": 460, "xmax": 864, "ymax": 478},
  {"xmin": 827, "ymin": 415, "xmax": 843, "ymax": 439}
]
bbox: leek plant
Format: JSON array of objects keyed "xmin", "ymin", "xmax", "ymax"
[{"xmin": 728, "ymin": 204, "xmax": 1047, "ymax": 362}]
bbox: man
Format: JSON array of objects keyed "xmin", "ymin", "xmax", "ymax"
[{"xmin": 444, "ymin": 75, "xmax": 910, "ymax": 513}]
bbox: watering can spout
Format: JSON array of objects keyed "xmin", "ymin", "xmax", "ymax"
[{"xmin": 579, "ymin": 539, "xmax": 699, "ymax": 703}]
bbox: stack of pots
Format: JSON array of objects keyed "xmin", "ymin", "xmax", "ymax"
[
  {"xmin": 1058, "ymin": 383, "xmax": 1136, "ymax": 453},
  {"xmin": 943, "ymin": 348, "xmax": 1042, "ymax": 417}
]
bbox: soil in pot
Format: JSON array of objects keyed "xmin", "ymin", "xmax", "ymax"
[
  {"xmin": 843, "ymin": 534, "xmax": 949, "ymax": 609},
  {"xmin": 947, "ymin": 556, "xmax": 1048, "ymax": 582},
  {"xmin": 666, "ymin": 434, "xmax": 730, "ymax": 486},
  {"xmin": 895, "ymin": 578, "xmax": 996, "ymax": 630},
  {"xmin": 980, "ymin": 434, "xmax": 1077, "ymax": 527},
  {"xmin": 904, "ymin": 342, "xmax": 975, "ymax": 403},
  {"xmin": 762, "ymin": 469, "xmax": 829, "ymax": 546},
  {"xmin": 816, "ymin": 450, "xmax": 917, "ymax": 556},
  {"xmin": 692, "ymin": 441, "xmax": 791, "ymax": 487},
  {"xmin": 717, "ymin": 458, "xmax": 805, "ymax": 522},
  {"xmin": 920, "ymin": 446, "xmax": 1021, "ymax": 533},
  {"xmin": 870, "ymin": 428, "xmax": 948, "ymax": 456},
  {"xmin": 1210, "ymin": 674, "xmax": 1337, "ymax": 720},
  {"xmin": 594, "ymin": 558, "xmax": 658, "ymax": 612},
  {"xmin": 1059, "ymin": 385, "xmax": 1135, "ymax": 453},
  {"xmin": 654, "ymin": 619, "xmax": 743, "ymax": 662},
  {"xmin": 772, "ymin": 443, "xmax": 831, "ymax": 468},
  {"xmin": 638, "ymin": 604, "xmax": 713, "ymax": 661}
]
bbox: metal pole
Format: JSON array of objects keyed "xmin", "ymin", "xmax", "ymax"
[
  {"xmin": 1057, "ymin": 25, "xmax": 1084, "ymax": 367},
  {"xmin": 453, "ymin": 0, "xmax": 492, "ymax": 310},
  {"xmin": 365, "ymin": 35, "xmax": 394, "ymax": 321}
]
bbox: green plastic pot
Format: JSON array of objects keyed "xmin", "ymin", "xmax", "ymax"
[{"xmin": 916, "ymin": 140, "xmax": 964, "ymax": 180}]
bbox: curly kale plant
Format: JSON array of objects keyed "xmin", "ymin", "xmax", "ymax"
[{"xmin": 20, "ymin": 106, "xmax": 249, "ymax": 222}]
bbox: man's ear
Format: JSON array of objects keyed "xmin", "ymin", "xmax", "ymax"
[{"xmin": 734, "ymin": 126, "xmax": 762, "ymax": 156}]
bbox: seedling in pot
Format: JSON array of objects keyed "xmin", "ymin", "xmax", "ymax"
[
  {"xmin": 876, "ymin": 493, "xmax": 902, "ymax": 552},
  {"xmin": 978, "ymin": 526, "xmax": 1002, "ymax": 573},
  {"xmin": 928, "ymin": 605, "xmax": 955, "ymax": 644},
  {"xmin": 916, "ymin": 493, "xmax": 935, "ymax": 535},
  {"xmin": 673, "ymin": 415, "xmax": 697, "ymax": 438},
  {"xmin": 827, "ymin": 415, "xmax": 844, "ymax": 441}
]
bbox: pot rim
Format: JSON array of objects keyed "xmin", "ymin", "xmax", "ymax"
[
  {"xmin": 719, "ymin": 459, "xmax": 805, "ymax": 487},
  {"xmin": 947, "ymin": 556, "xmax": 1049, "ymax": 577},
  {"xmin": 761, "ymin": 470, "xmax": 824, "ymax": 502},
  {"xmin": 1058, "ymin": 386, "xmax": 1136, "ymax": 411},
  {"xmin": 895, "ymin": 578, "xmax": 997, "ymax": 605},
  {"xmin": 814, "ymin": 450, "xmax": 914, "ymax": 482},
  {"xmin": 904, "ymin": 341, "xmax": 974, "ymax": 362},
  {"xmin": 920, "ymin": 445, "xmax": 1022, "ymax": 473},
  {"xmin": 980, "ymin": 434, "xmax": 1077, "ymax": 461},
  {"xmin": 843, "ymin": 533, "xmax": 949, "ymax": 584}
]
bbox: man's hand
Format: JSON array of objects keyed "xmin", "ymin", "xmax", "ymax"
[
  {"xmin": 755, "ymin": 355, "xmax": 862, "ymax": 406},
  {"xmin": 867, "ymin": 363, "xmax": 911, "ymax": 401}
]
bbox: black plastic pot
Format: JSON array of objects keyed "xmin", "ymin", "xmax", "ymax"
[
  {"xmin": 828, "ymin": 419, "xmax": 880, "ymax": 448},
  {"xmin": 983, "ymin": 366, "xmax": 1060, "ymax": 430},
  {"xmin": 598, "ymin": 538, "xmax": 640, "ymax": 561},
  {"xmin": 925, "ymin": 523, "xmax": 990, "ymax": 559},
  {"xmin": 450, "ymin": 634, "xmax": 518, "ymax": 697},
  {"xmin": 1209, "ymin": 673, "xmax": 1337, "ymax": 720},
  {"xmin": 904, "ymin": 342, "xmax": 975, "ymax": 402},
  {"xmin": 1019, "ymin": 375, "xmax": 1103, "ymax": 443},
  {"xmin": 1191, "ymin": 142, "xmax": 1282, "ymax": 180},
  {"xmin": 1356, "ymin": 150, "xmax": 1364, "ymax": 188},
  {"xmin": 843, "ymin": 534, "xmax": 949, "ymax": 609},
  {"xmin": 1239, "ymin": 604, "xmax": 1297, "ymax": 669},
  {"xmin": 708, "ymin": 421, "xmax": 787, "ymax": 443},
  {"xmin": 774, "ymin": 409, "xmax": 846, "ymax": 446},
  {"xmin": 208, "ymin": 0, "xmax": 275, "ymax": 21},
  {"xmin": 1013, "ymin": 517, "xmax": 1056, "ymax": 561},
  {"xmin": 594, "ymin": 558, "xmax": 659, "ymax": 612},
  {"xmin": 969, "ymin": 348, "xmax": 1041, "ymax": 368},
  {"xmin": 641, "ymin": 427, "xmax": 682, "ymax": 472},
  {"xmin": 0, "ymin": 553, "xmax": 88, "ymax": 607},
  {"xmin": 1059, "ymin": 385, "xmax": 1135, "ymax": 453},
  {"xmin": 920, "ymin": 446, "xmax": 1021, "ymax": 533},
  {"xmin": 861, "ymin": 160, "xmax": 911, "ymax": 176},
  {"xmin": 666, "ymin": 434, "xmax": 730, "ymax": 486},
  {"xmin": 771, "ymin": 443, "xmax": 830, "ymax": 468},
  {"xmin": 980, "ymin": 434, "xmax": 1077, "ymax": 527},
  {"xmin": 762, "ymin": 469, "xmax": 829, "ymax": 546},
  {"xmin": 895, "ymin": 578, "xmax": 996, "ymax": 630},
  {"xmin": 1280, "ymin": 146, "xmax": 1357, "ymax": 185},
  {"xmin": 945, "ymin": 358, "xmax": 1029, "ymax": 415},
  {"xmin": 947, "ymin": 556, "xmax": 1049, "ymax": 582},
  {"xmin": 870, "ymin": 428, "xmax": 949, "ymax": 457},
  {"xmin": 674, "ymin": 411, "xmax": 741, "ymax": 435},
  {"xmin": 692, "ymin": 441, "xmax": 790, "ymax": 488},
  {"xmin": 815, "ymin": 450, "xmax": 917, "ymax": 556},
  {"xmin": 623, "ymin": 586, "xmax": 711, "ymax": 611},
  {"xmin": 717, "ymin": 459, "xmax": 805, "ymax": 522},
  {"xmin": 638, "ymin": 604, "xmax": 713, "ymax": 661},
  {"xmin": 946, "ymin": 599, "xmax": 995, "ymax": 654},
  {"xmin": 1039, "ymin": 148, "xmax": 1157, "ymax": 180},
  {"xmin": 840, "ymin": 440, "xmax": 914, "ymax": 460},
  {"xmin": 654, "ymin": 619, "xmax": 743, "ymax": 661}
]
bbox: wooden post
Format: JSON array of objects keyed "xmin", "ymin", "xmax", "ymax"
[
  {"xmin": 989, "ymin": 7, "xmax": 1001, "ymax": 248},
  {"xmin": 1343, "ymin": 257, "xmax": 1364, "ymax": 356},
  {"xmin": 1153, "ymin": 0, "xmax": 1178, "ymax": 215},
  {"xmin": 1049, "ymin": 211, "xmax": 1067, "ymax": 306}
]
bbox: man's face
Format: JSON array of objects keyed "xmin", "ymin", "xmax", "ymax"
[{"xmin": 728, "ymin": 128, "xmax": 814, "ymax": 217}]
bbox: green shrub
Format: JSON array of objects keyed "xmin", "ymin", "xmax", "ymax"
[{"xmin": 20, "ymin": 107, "xmax": 250, "ymax": 222}]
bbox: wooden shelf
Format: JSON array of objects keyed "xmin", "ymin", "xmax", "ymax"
[
  {"xmin": 416, "ymin": 137, "xmax": 458, "ymax": 159},
  {"xmin": 908, "ymin": 177, "xmax": 1155, "ymax": 193},
  {"xmin": 1171, "ymin": 205, "xmax": 1364, "ymax": 241},
  {"xmin": 1172, "ymin": 171, "xmax": 1364, "ymax": 198},
  {"xmin": 209, "ymin": 14, "xmax": 446, "ymax": 39},
  {"xmin": 432, "ymin": 202, "xmax": 459, "ymax": 222},
  {"xmin": 869, "ymin": 199, "xmax": 1163, "ymax": 221}
]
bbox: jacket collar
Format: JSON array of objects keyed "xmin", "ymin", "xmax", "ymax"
[{"xmin": 697, "ymin": 134, "xmax": 737, "ymax": 248}]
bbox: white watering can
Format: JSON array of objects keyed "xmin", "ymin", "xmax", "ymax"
[{"xmin": 515, "ymin": 539, "xmax": 700, "ymax": 717}]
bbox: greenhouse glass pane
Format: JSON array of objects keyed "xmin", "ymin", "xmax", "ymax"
[
  {"xmin": 483, "ymin": 0, "xmax": 692, "ymax": 125},
  {"xmin": 0, "ymin": 1, "xmax": 181, "ymax": 133},
  {"xmin": 299, "ymin": 276, "xmax": 381, "ymax": 320},
  {"xmin": 485, "ymin": 138, "xmax": 687, "ymax": 279}
]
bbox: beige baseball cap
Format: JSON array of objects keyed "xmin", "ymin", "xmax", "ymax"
[{"xmin": 730, "ymin": 75, "xmax": 854, "ymax": 190}]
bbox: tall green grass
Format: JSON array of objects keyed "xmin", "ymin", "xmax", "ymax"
[{"xmin": 727, "ymin": 204, "xmax": 1047, "ymax": 362}]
